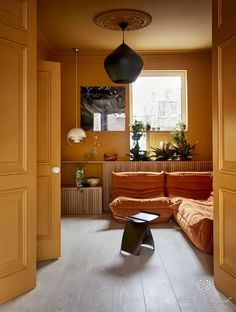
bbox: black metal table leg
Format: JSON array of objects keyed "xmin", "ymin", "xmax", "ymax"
[
  {"xmin": 121, "ymin": 221, "xmax": 155, "ymax": 255},
  {"xmin": 142, "ymin": 226, "xmax": 155, "ymax": 251}
]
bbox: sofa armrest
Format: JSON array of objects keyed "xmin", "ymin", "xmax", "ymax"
[{"xmin": 109, "ymin": 196, "xmax": 172, "ymax": 223}]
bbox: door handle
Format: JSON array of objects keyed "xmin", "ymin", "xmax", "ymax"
[{"xmin": 52, "ymin": 167, "xmax": 60, "ymax": 174}]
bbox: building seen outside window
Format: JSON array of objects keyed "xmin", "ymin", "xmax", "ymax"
[
  {"xmin": 130, "ymin": 70, "xmax": 187, "ymax": 151},
  {"xmin": 131, "ymin": 70, "xmax": 187, "ymax": 131}
]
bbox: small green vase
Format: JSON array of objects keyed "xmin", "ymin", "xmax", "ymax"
[{"xmin": 75, "ymin": 165, "xmax": 84, "ymax": 187}]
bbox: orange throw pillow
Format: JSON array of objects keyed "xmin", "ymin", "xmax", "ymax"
[
  {"xmin": 166, "ymin": 171, "xmax": 213, "ymax": 199},
  {"xmin": 111, "ymin": 171, "xmax": 165, "ymax": 200}
]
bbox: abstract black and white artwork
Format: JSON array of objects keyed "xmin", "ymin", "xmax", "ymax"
[{"xmin": 80, "ymin": 86, "xmax": 125, "ymax": 131}]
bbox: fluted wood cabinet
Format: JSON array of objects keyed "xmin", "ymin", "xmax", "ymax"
[{"xmin": 61, "ymin": 186, "xmax": 102, "ymax": 215}]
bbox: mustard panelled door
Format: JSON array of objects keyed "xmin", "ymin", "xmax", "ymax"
[
  {"xmin": 37, "ymin": 61, "xmax": 61, "ymax": 261},
  {"xmin": 213, "ymin": 0, "xmax": 236, "ymax": 303},
  {"xmin": 0, "ymin": 0, "xmax": 37, "ymax": 304}
]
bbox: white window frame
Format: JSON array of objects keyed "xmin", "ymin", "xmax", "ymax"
[{"xmin": 130, "ymin": 70, "xmax": 188, "ymax": 131}]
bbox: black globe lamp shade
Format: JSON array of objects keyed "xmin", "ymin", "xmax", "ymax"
[{"xmin": 104, "ymin": 43, "xmax": 144, "ymax": 84}]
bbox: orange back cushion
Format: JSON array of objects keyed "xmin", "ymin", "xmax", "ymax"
[
  {"xmin": 165, "ymin": 171, "xmax": 213, "ymax": 199},
  {"xmin": 111, "ymin": 171, "xmax": 165, "ymax": 200}
]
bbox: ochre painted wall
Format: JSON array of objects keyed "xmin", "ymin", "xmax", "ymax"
[
  {"xmin": 37, "ymin": 36, "xmax": 51, "ymax": 60},
  {"xmin": 52, "ymin": 52, "xmax": 212, "ymax": 185},
  {"xmin": 53, "ymin": 54, "xmax": 130, "ymax": 162}
]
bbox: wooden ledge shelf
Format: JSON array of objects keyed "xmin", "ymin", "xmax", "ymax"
[
  {"xmin": 61, "ymin": 160, "xmax": 212, "ymax": 164},
  {"xmin": 61, "ymin": 160, "xmax": 104, "ymax": 164}
]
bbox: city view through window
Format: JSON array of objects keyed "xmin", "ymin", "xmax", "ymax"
[{"xmin": 131, "ymin": 72, "xmax": 186, "ymax": 131}]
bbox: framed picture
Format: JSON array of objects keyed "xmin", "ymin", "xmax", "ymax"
[{"xmin": 80, "ymin": 86, "xmax": 125, "ymax": 131}]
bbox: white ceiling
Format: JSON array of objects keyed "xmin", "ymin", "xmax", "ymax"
[{"xmin": 37, "ymin": 0, "xmax": 212, "ymax": 54}]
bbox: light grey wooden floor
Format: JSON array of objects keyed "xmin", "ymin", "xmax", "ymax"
[{"xmin": 1, "ymin": 216, "xmax": 235, "ymax": 312}]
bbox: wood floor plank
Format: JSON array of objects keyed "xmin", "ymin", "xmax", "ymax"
[
  {"xmin": 75, "ymin": 218, "xmax": 147, "ymax": 312},
  {"xmin": 139, "ymin": 250, "xmax": 182, "ymax": 312},
  {"xmin": 0, "ymin": 216, "xmax": 235, "ymax": 312},
  {"xmin": 152, "ymin": 224, "xmax": 215, "ymax": 312},
  {"xmin": 150, "ymin": 221, "xmax": 235, "ymax": 312}
]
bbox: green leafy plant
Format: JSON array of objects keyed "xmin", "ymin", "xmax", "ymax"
[
  {"xmin": 170, "ymin": 121, "xmax": 198, "ymax": 160},
  {"xmin": 130, "ymin": 120, "xmax": 145, "ymax": 142},
  {"xmin": 130, "ymin": 120, "xmax": 145, "ymax": 133},
  {"xmin": 150, "ymin": 121, "xmax": 198, "ymax": 161},
  {"xmin": 170, "ymin": 121, "xmax": 186, "ymax": 145},
  {"xmin": 130, "ymin": 146, "xmax": 150, "ymax": 161},
  {"xmin": 172, "ymin": 141, "xmax": 198, "ymax": 160},
  {"xmin": 150, "ymin": 141, "xmax": 175, "ymax": 161},
  {"xmin": 129, "ymin": 120, "xmax": 149, "ymax": 161}
]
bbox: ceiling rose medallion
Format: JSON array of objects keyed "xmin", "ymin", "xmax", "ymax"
[
  {"xmin": 93, "ymin": 9, "xmax": 152, "ymax": 31},
  {"xmin": 93, "ymin": 9, "xmax": 152, "ymax": 84}
]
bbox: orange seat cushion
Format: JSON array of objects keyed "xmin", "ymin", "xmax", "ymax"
[
  {"xmin": 171, "ymin": 198, "xmax": 213, "ymax": 253},
  {"xmin": 109, "ymin": 196, "xmax": 172, "ymax": 223},
  {"xmin": 111, "ymin": 171, "xmax": 165, "ymax": 200},
  {"xmin": 166, "ymin": 171, "xmax": 213, "ymax": 199}
]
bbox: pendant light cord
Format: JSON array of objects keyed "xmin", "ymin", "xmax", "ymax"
[
  {"xmin": 75, "ymin": 49, "xmax": 78, "ymax": 128},
  {"xmin": 119, "ymin": 22, "xmax": 128, "ymax": 43}
]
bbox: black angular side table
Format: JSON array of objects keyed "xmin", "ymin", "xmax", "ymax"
[{"xmin": 116, "ymin": 211, "xmax": 160, "ymax": 256}]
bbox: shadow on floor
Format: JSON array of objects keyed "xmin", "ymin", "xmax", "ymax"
[{"xmin": 103, "ymin": 247, "xmax": 154, "ymax": 277}]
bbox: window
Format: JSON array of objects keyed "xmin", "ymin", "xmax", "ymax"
[{"xmin": 131, "ymin": 70, "xmax": 187, "ymax": 131}]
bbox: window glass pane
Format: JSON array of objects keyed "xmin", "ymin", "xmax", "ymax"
[{"xmin": 132, "ymin": 73, "xmax": 186, "ymax": 131}]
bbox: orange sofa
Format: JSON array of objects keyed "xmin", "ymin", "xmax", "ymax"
[
  {"xmin": 109, "ymin": 171, "xmax": 213, "ymax": 253},
  {"xmin": 166, "ymin": 172, "xmax": 213, "ymax": 254},
  {"xmin": 109, "ymin": 171, "xmax": 173, "ymax": 223}
]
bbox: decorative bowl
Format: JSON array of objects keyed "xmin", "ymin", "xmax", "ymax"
[
  {"xmin": 81, "ymin": 180, "xmax": 90, "ymax": 187},
  {"xmin": 86, "ymin": 177, "xmax": 100, "ymax": 187},
  {"xmin": 104, "ymin": 153, "xmax": 118, "ymax": 161}
]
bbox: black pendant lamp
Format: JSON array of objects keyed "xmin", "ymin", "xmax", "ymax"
[
  {"xmin": 104, "ymin": 22, "xmax": 144, "ymax": 84},
  {"xmin": 93, "ymin": 9, "xmax": 152, "ymax": 84}
]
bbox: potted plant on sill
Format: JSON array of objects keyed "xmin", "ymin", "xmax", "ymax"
[
  {"xmin": 129, "ymin": 120, "xmax": 150, "ymax": 161},
  {"xmin": 150, "ymin": 121, "xmax": 198, "ymax": 161},
  {"xmin": 170, "ymin": 121, "xmax": 198, "ymax": 160},
  {"xmin": 150, "ymin": 141, "xmax": 175, "ymax": 161}
]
